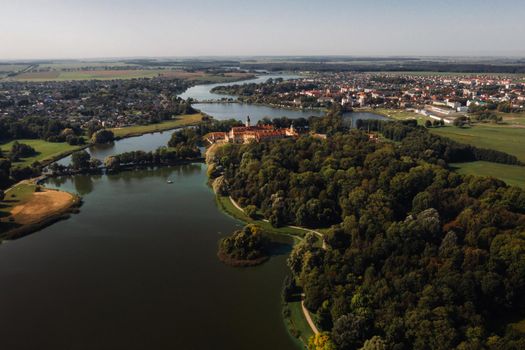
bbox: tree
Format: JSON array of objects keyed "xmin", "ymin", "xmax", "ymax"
[
  {"xmin": 245, "ymin": 205, "xmax": 258, "ymax": 219},
  {"xmin": 308, "ymin": 332, "xmax": 336, "ymax": 350},
  {"xmin": 332, "ymin": 314, "xmax": 372, "ymax": 350},
  {"xmin": 71, "ymin": 150, "xmax": 91, "ymax": 170},
  {"xmin": 91, "ymin": 129, "xmax": 114, "ymax": 144},
  {"xmin": 10, "ymin": 141, "xmax": 36, "ymax": 159},
  {"xmin": 359, "ymin": 336, "xmax": 387, "ymax": 350}
]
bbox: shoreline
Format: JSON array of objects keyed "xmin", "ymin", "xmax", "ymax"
[
  {"xmin": 213, "ymin": 193, "xmax": 322, "ymax": 347},
  {"xmin": 0, "ymin": 187, "xmax": 82, "ymax": 241},
  {"xmin": 0, "ymin": 114, "xmax": 205, "ymax": 240}
]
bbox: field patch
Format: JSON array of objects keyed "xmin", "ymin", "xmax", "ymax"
[
  {"xmin": 450, "ymin": 161, "xmax": 525, "ymax": 188},
  {"xmin": 0, "ymin": 139, "xmax": 81, "ymax": 167},
  {"xmin": 9, "ymin": 189, "xmax": 75, "ymax": 225},
  {"xmin": 431, "ymin": 124, "xmax": 525, "ymax": 162},
  {"xmin": 110, "ymin": 113, "xmax": 203, "ymax": 138}
]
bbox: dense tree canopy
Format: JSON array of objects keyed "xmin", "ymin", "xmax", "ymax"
[{"xmin": 206, "ymin": 117, "xmax": 525, "ymax": 349}]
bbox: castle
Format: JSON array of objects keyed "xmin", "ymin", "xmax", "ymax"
[{"xmin": 205, "ymin": 116, "xmax": 298, "ymax": 144}]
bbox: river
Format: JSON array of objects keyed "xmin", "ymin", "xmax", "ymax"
[{"xmin": 179, "ymin": 73, "xmax": 387, "ymax": 125}]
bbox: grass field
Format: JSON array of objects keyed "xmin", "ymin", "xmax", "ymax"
[
  {"xmin": 110, "ymin": 113, "xmax": 203, "ymax": 138},
  {"xmin": 431, "ymin": 124, "xmax": 525, "ymax": 162},
  {"xmin": 0, "ymin": 139, "xmax": 82, "ymax": 167},
  {"xmin": 450, "ymin": 161, "xmax": 525, "ymax": 188}
]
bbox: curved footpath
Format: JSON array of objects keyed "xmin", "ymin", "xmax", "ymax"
[
  {"xmin": 301, "ymin": 296, "xmax": 320, "ymax": 335},
  {"xmin": 228, "ymin": 196, "xmax": 324, "ymax": 336}
]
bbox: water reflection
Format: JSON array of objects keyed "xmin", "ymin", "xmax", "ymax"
[{"xmin": 46, "ymin": 164, "xmax": 204, "ymax": 196}]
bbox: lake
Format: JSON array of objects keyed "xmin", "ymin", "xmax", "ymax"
[
  {"xmin": 0, "ymin": 75, "xmax": 388, "ymax": 349},
  {"xmin": 0, "ymin": 160, "xmax": 299, "ymax": 349}
]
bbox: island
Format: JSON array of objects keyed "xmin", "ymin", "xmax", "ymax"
[{"xmin": 217, "ymin": 224, "xmax": 270, "ymax": 267}]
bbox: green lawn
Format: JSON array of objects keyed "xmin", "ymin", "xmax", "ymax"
[
  {"xmin": 110, "ymin": 114, "xmax": 203, "ymax": 138},
  {"xmin": 450, "ymin": 161, "xmax": 525, "ymax": 189},
  {"xmin": 0, "ymin": 139, "xmax": 82, "ymax": 167},
  {"xmin": 431, "ymin": 125, "xmax": 525, "ymax": 162}
]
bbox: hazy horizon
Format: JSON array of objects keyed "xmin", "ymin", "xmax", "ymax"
[{"xmin": 1, "ymin": 0, "xmax": 524, "ymax": 60}]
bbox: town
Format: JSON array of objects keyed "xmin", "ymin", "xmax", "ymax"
[
  {"xmin": 0, "ymin": 77, "xmax": 195, "ymax": 134},
  {"xmin": 211, "ymin": 72, "xmax": 525, "ymax": 125}
]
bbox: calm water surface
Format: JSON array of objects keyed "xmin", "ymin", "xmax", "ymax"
[
  {"xmin": 0, "ymin": 163, "xmax": 298, "ymax": 350},
  {"xmin": 179, "ymin": 74, "xmax": 386, "ymax": 124},
  {"xmin": 0, "ymin": 76, "xmax": 388, "ymax": 349}
]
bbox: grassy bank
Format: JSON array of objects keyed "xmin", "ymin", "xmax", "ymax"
[
  {"xmin": 110, "ymin": 113, "xmax": 203, "ymax": 138},
  {"xmin": 450, "ymin": 161, "xmax": 525, "ymax": 189},
  {"xmin": 283, "ymin": 299, "xmax": 314, "ymax": 348},
  {"xmin": 0, "ymin": 139, "xmax": 83, "ymax": 168}
]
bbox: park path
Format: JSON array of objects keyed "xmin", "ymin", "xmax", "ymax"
[{"xmin": 301, "ymin": 296, "xmax": 320, "ymax": 335}]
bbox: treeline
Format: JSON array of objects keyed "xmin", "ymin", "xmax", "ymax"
[
  {"xmin": 356, "ymin": 119, "xmax": 522, "ymax": 165},
  {"xmin": 104, "ymin": 146, "xmax": 201, "ymax": 172},
  {"xmin": 240, "ymin": 61, "xmax": 525, "ymax": 73},
  {"xmin": 207, "ymin": 122, "xmax": 525, "ymax": 349},
  {"xmin": 210, "ymin": 79, "xmax": 324, "ymax": 107},
  {"xmin": 0, "ymin": 115, "xmax": 84, "ymax": 144}
]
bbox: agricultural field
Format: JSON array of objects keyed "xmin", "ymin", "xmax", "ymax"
[
  {"xmin": 9, "ymin": 68, "xmax": 254, "ymax": 82},
  {"xmin": 12, "ymin": 69, "xmax": 165, "ymax": 81},
  {"xmin": 450, "ymin": 161, "xmax": 525, "ymax": 189},
  {"xmin": 110, "ymin": 113, "xmax": 203, "ymax": 138},
  {"xmin": 0, "ymin": 64, "xmax": 31, "ymax": 78},
  {"xmin": 0, "ymin": 139, "xmax": 81, "ymax": 167}
]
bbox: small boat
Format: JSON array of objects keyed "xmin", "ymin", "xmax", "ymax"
[{"xmin": 167, "ymin": 180, "xmax": 173, "ymax": 184}]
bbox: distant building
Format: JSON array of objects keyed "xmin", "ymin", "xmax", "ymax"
[{"xmin": 205, "ymin": 116, "xmax": 299, "ymax": 144}]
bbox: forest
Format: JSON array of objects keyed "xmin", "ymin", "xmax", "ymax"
[{"xmin": 206, "ymin": 114, "xmax": 525, "ymax": 349}]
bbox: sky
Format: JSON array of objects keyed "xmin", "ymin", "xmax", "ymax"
[{"xmin": 1, "ymin": 0, "xmax": 524, "ymax": 59}]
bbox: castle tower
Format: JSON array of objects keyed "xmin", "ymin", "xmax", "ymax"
[{"xmin": 245, "ymin": 115, "xmax": 251, "ymax": 127}]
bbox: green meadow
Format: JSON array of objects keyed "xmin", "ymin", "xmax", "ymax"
[
  {"xmin": 450, "ymin": 161, "xmax": 525, "ymax": 189},
  {"xmin": 0, "ymin": 139, "xmax": 82, "ymax": 167}
]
